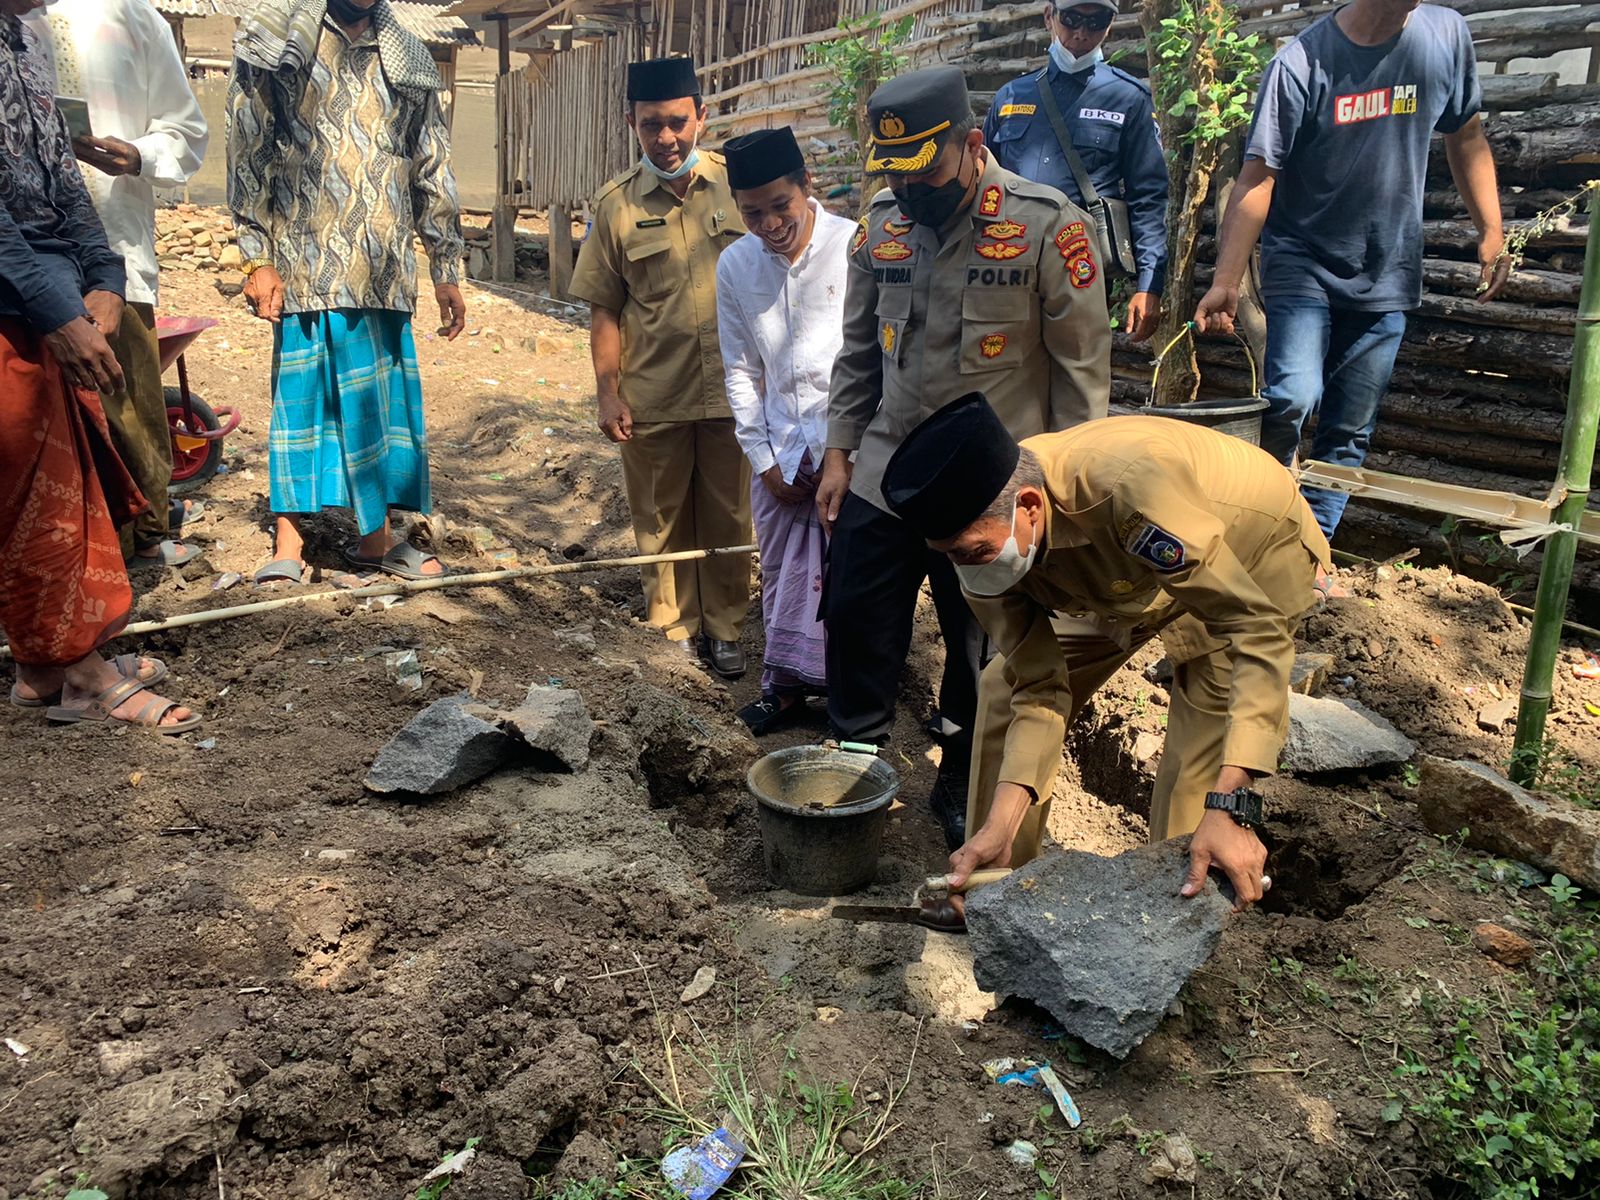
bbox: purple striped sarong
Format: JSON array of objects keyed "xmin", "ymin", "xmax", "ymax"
[{"xmin": 751, "ymin": 456, "xmax": 827, "ymax": 694}]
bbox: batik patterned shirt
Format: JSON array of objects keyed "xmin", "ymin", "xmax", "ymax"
[
  {"xmin": 227, "ymin": 15, "xmax": 463, "ymax": 315},
  {"xmin": 0, "ymin": 13, "xmax": 124, "ymax": 334}
]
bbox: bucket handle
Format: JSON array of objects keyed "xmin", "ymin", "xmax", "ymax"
[{"xmin": 1146, "ymin": 320, "xmax": 1259, "ymax": 407}]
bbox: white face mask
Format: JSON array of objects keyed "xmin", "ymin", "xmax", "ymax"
[
  {"xmin": 1049, "ymin": 40, "xmax": 1104, "ymax": 74},
  {"xmin": 955, "ymin": 503, "xmax": 1039, "ymax": 596}
]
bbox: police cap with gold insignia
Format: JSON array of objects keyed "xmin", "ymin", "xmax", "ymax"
[
  {"xmin": 627, "ymin": 57, "xmax": 701, "ymax": 102},
  {"xmin": 864, "ymin": 65, "xmax": 972, "ymax": 176},
  {"xmin": 724, "ymin": 127, "xmax": 806, "ymax": 191},
  {"xmin": 883, "ymin": 394, "xmax": 1020, "ymax": 541}
]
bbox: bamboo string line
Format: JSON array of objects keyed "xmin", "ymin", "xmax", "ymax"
[{"xmin": 0, "ymin": 546, "xmax": 758, "ymax": 660}]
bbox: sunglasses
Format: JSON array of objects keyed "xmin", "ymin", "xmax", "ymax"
[{"xmin": 1050, "ymin": 6, "xmax": 1116, "ymax": 30}]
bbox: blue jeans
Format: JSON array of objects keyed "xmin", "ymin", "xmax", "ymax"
[{"xmin": 1259, "ymin": 298, "xmax": 1407, "ymax": 538}]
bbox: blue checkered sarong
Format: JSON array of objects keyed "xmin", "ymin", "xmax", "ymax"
[{"xmin": 269, "ymin": 309, "xmax": 429, "ymax": 535}]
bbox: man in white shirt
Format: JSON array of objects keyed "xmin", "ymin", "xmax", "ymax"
[
  {"xmin": 715, "ymin": 128, "xmax": 854, "ymax": 734},
  {"xmin": 27, "ymin": 0, "xmax": 209, "ymax": 568}
]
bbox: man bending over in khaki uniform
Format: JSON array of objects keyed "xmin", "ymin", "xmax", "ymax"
[{"xmin": 882, "ymin": 394, "xmax": 1331, "ymax": 929}]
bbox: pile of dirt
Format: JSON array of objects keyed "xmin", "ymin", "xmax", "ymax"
[{"xmin": 4, "ymin": 257, "xmax": 1599, "ymax": 1198}]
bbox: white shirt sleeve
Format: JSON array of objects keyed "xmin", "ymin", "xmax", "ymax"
[
  {"xmin": 716, "ymin": 249, "xmax": 778, "ymax": 477},
  {"xmin": 131, "ymin": 0, "xmax": 208, "ymax": 189}
]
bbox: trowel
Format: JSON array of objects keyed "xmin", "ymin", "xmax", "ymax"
[{"xmin": 831, "ymin": 869, "xmax": 1011, "ymax": 931}]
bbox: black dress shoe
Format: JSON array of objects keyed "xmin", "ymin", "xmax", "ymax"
[
  {"xmin": 704, "ymin": 638, "xmax": 747, "ymax": 679},
  {"xmin": 674, "ymin": 637, "xmax": 703, "ymax": 664}
]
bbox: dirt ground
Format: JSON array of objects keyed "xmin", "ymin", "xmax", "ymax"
[{"xmin": 4, "ymin": 223, "xmax": 1600, "ymax": 1200}]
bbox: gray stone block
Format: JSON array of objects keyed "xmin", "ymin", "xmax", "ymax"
[
  {"xmin": 1281, "ymin": 693, "xmax": 1417, "ymax": 774},
  {"xmin": 500, "ymin": 684, "xmax": 595, "ymax": 771},
  {"xmin": 1419, "ymin": 756, "xmax": 1600, "ymax": 891},
  {"xmin": 365, "ymin": 695, "xmax": 516, "ymax": 795},
  {"xmin": 965, "ymin": 840, "xmax": 1232, "ymax": 1059}
]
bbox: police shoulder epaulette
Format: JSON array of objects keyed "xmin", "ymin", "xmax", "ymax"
[
  {"xmin": 868, "ymin": 186, "xmax": 899, "ymax": 208},
  {"xmin": 1003, "ymin": 174, "xmax": 1069, "ymax": 207},
  {"xmin": 1106, "ymin": 63, "xmax": 1153, "ymax": 95},
  {"xmin": 701, "ymin": 149, "xmax": 727, "ymax": 165}
]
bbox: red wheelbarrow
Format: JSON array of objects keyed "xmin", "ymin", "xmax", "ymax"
[{"xmin": 156, "ymin": 315, "xmax": 241, "ymax": 496}]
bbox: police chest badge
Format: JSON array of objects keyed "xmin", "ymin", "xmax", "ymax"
[
  {"xmin": 881, "ymin": 323, "xmax": 897, "ymax": 356},
  {"xmin": 873, "ymin": 240, "xmax": 913, "ymax": 261},
  {"xmin": 1128, "ymin": 524, "xmax": 1187, "ymax": 572},
  {"xmin": 980, "ymin": 333, "xmax": 1007, "ymax": 359},
  {"xmin": 984, "ymin": 221, "xmax": 1026, "ymax": 240},
  {"xmin": 883, "ymin": 215, "xmax": 914, "ymax": 236},
  {"xmin": 976, "ymin": 241, "xmax": 1027, "ymax": 261}
]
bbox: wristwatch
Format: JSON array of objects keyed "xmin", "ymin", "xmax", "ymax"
[
  {"xmin": 1204, "ymin": 786, "xmax": 1265, "ymax": 831},
  {"xmin": 240, "ymin": 257, "xmax": 274, "ymax": 277}
]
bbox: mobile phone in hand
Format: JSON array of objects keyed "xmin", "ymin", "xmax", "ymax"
[{"xmin": 55, "ymin": 96, "xmax": 93, "ymax": 141}]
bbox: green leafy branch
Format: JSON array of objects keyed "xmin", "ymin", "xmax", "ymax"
[
  {"xmin": 1149, "ymin": 0, "xmax": 1266, "ymax": 145},
  {"xmin": 809, "ymin": 14, "xmax": 917, "ymax": 146}
]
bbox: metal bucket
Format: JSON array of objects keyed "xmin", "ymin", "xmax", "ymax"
[
  {"xmin": 1146, "ymin": 396, "xmax": 1270, "ymax": 445},
  {"xmin": 747, "ymin": 746, "xmax": 901, "ymax": 896}
]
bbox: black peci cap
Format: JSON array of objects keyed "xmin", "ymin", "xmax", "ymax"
[
  {"xmin": 864, "ymin": 64, "xmax": 972, "ymax": 175},
  {"xmin": 627, "ymin": 57, "xmax": 701, "ymax": 102},
  {"xmin": 724, "ymin": 127, "xmax": 807, "ymax": 191},
  {"xmin": 883, "ymin": 394, "xmax": 1021, "ymax": 541}
]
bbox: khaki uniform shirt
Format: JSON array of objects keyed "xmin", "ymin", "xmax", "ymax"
[
  {"xmin": 967, "ymin": 416, "xmax": 1333, "ymax": 803},
  {"xmin": 827, "ymin": 150, "xmax": 1111, "ymax": 513},
  {"xmin": 570, "ymin": 151, "xmax": 742, "ymax": 422}
]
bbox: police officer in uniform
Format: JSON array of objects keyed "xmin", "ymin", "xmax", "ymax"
[
  {"xmin": 815, "ymin": 65, "xmax": 1110, "ymax": 849},
  {"xmin": 983, "ymin": 0, "xmax": 1169, "ymax": 342},
  {"xmin": 882, "ymin": 395, "xmax": 1332, "ymax": 926},
  {"xmin": 570, "ymin": 57, "xmax": 752, "ymax": 678}
]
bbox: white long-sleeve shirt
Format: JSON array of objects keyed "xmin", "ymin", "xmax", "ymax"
[
  {"xmin": 25, "ymin": 0, "xmax": 208, "ymax": 306},
  {"xmin": 715, "ymin": 199, "xmax": 855, "ymax": 483}
]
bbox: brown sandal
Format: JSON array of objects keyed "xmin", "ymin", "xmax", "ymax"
[
  {"xmin": 9, "ymin": 655, "xmax": 167, "ymax": 708},
  {"xmin": 45, "ymin": 676, "xmax": 202, "ymax": 736}
]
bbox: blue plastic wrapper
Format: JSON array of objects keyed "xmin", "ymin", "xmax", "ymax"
[{"xmin": 662, "ymin": 1119, "xmax": 747, "ymax": 1199}]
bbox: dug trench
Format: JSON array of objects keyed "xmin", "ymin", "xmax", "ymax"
[{"xmin": 5, "ymin": 266, "xmax": 1600, "ymax": 1197}]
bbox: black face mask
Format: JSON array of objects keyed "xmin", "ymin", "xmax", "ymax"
[
  {"xmin": 891, "ymin": 145, "xmax": 971, "ymax": 230},
  {"xmin": 326, "ymin": 0, "xmax": 376, "ymax": 26}
]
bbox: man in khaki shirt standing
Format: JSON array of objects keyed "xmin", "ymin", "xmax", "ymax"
[
  {"xmin": 882, "ymin": 395, "xmax": 1331, "ymax": 927},
  {"xmin": 816, "ymin": 65, "xmax": 1110, "ymax": 850},
  {"xmin": 570, "ymin": 56, "xmax": 752, "ymax": 677}
]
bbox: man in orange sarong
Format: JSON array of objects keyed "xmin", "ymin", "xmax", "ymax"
[{"xmin": 1, "ymin": 0, "xmax": 200, "ymax": 735}]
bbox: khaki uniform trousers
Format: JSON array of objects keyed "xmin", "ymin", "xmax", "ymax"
[
  {"xmin": 100, "ymin": 302, "xmax": 170, "ymax": 557},
  {"xmin": 967, "ymin": 615, "xmax": 1261, "ymax": 867},
  {"xmin": 619, "ymin": 417, "xmax": 753, "ymax": 643}
]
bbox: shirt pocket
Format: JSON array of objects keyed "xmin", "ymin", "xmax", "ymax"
[
  {"xmin": 1074, "ymin": 120, "xmax": 1122, "ymax": 175},
  {"xmin": 623, "ymin": 233, "xmax": 682, "ymax": 302},
  {"xmin": 960, "ymin": 289, "xmax": 1033, "ymax": 374},
  {"xmin": 876, "ymin": 285, "xmax": 912, "ymax": 368}
]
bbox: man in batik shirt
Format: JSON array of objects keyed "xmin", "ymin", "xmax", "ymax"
[{"xmin": 228, "ymin": 0, "xmax": 466, "ymax": 585}]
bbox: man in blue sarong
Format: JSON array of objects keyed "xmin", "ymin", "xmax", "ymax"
[{"xmin": 227, "ymin": 0, "xmax": 466, "ymax": 584}]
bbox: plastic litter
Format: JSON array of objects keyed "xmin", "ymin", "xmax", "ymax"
[
  {"xmin": 385, "ymin": 649, "xmax": 423, "ymax": 691},
  {"xmin": 1004, "ymin": 1140, "xmax": 1038, "ymax": 1168},
  {"xmin": 212, "ymin": 572, "xmax": 242, "ymax": 592},
  {"xmin": 1573, "ymin": 653, "xmax": 1600, "ymax": 680},
  {"xmin": 662, "ymin": 1116, "xmax": 746, "ymax": 1199},
  {"xmin": 982, "ymin": 1057, "xmax": 1082, "ymax": 1127}
]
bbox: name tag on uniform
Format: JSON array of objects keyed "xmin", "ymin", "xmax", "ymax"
[
  {"xmin": 1078, "ymin": 108, "xmax": 1126, "ymax": 125},
  {"xmin": 635, "ymin": 217, "xmax": 667, "ymax": 228},
  {"xmin": 997, "ymin": 102, "xmax": 1036, "ymax": 118}
]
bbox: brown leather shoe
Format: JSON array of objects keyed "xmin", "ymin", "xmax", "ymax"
[{"xmin": 704, "ymin": 638, "xmax": 747, "ymax": 679}]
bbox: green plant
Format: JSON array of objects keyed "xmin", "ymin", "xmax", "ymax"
[
  {"xmin": 1541, "ymin": 874, "xmax": 1581, "ymax": 912},
  {"xmin": 1510, "ymin": 736, "xmax": 1600, "ymax": 811},
  {"xmin": 809, "ymin": 14, "xmax": 916, "ymax": 148}
]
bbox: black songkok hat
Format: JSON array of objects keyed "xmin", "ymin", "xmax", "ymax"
[
  {"xmin": 864, "ymin": 64, "xmax": 972, "ymax": 175},
  {"xmin": 724, "ymin": 127, "xmax": 807, "ymax": 191},
  {"xmin": 627, "ymin": 57, "xmax": 701, "ymax": 102},
  {"xmin": 883, "ymin": 394, "xmax": 1021, "ymax": 541}
]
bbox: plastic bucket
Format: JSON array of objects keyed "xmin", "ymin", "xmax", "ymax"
[
  {"xmin": 747, "ymin": 746, "xmax": 901, "ymax": 896},
  {"xmin": 1144, "ymin": 396, "xmax": 1270, "ymax": 445}
]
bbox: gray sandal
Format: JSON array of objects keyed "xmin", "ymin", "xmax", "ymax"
[
  {"xmin": 344, "ymin": 541, "xmax": 446, "ymax": 581},
  {"xmin": 45, "ymin": 676, "xmax": 203, "ymax": 736},
  {"xmin": 254, "ymin": 559, "xmax": 305, "ymax": 586},
  {"xmin": 131, "ymin": 539, "xmax": 202, "ymax": 570}
]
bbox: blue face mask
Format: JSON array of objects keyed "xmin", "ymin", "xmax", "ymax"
[
  {"xmin": 640, "ymin": 139, "xmax": 701, "ymax": 182},
  {"xmin": 1049, "ymin": 40, "xmax": 1104, "ymax": 74}
]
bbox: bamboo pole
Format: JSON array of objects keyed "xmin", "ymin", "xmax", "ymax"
[
  {"xmin": 1511, "ymin": 200, "xmax": 1600, "ymax": 784},
  {"xmin": 0, "ymin": 546, "xmax": 758, "ymax": 660}
]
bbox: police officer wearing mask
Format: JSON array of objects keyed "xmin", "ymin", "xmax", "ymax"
[
  {"xmin": 816, "ymin": 65, "xmax": 1110, "ymax": 851},
  {"xmin": 983, "ymin": 0, "xmax": 1169, "ymax": 342}
]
